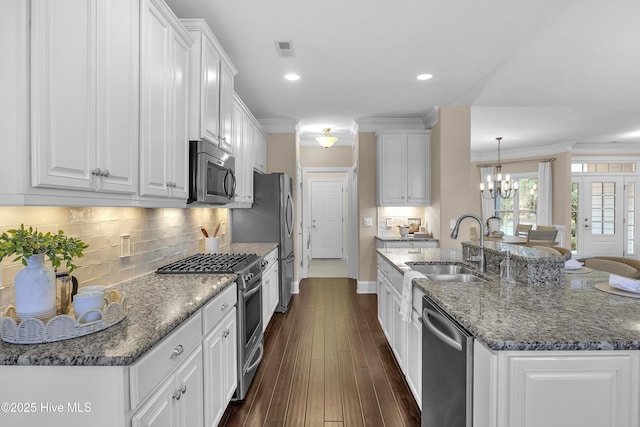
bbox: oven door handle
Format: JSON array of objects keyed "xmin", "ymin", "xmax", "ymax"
[
  {"xmin": 423, "ymin": 308, "xmax": 463, "ymax": 352},
  {"xmin": 244, "ymin": 342, "xmax": 264, "ymax": 375},
  {"xmin": 243, "ymin": 281, "xmax": 262, "ymax": 299}
]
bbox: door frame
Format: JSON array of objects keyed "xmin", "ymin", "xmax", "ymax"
[{"xmin": 300, "ymin": 167, "xmax": 358, "ymax": 280}]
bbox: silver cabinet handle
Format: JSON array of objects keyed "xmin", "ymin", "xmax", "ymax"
[
  {"xmin": 101, "ymin": 169, "xmax": 110, "ymax": 177},
  {"xmin": 180, "ymin": 384, "xmax": 187, "ymax": 394},
  {"xmin": 91, "ymin": 168, "xmax": 102, "ymax": 176},
  {"xmin": 169, "ymin": 344, "xmax": 184, "ymax": 359},
  {"xmin": 173, "ymin": 389, "xmax": 182, "ymax": 400},
  {"xmin": 223, "ymin": 328, "xmax": 230, "ymax": 338}
]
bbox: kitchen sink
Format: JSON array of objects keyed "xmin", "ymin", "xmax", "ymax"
[
  {"xmin": 423, "ymin": 273, "xmax": 487, "ymax": 283},
  {"xmin": 405, "ymin": 263, "xmax": 487, "ymax": 283},
  {"xmin": 405, "ymin": 263, "xmax": 474, "ymax": 275}
]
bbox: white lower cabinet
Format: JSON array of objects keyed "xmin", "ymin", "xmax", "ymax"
[
  {"xmin": 203, "ymin": 308, "xmax": 237, "ymax": 427},
  {"xmin": 406, "ymin": 305, "xmax": 423, "ymax": 410},
  {"xmin": 262, "ymin": 248, "xmax": 279, "ymax": 331},
  {"xmin": 474, "ymin": 342, "xmax": 640, "ymax": 427},
  {"xmin": 132, "ymin": 346, "xmax": 203, "ymax": 427}
]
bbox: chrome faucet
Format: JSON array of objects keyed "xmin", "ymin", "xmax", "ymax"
[{"xmin": 450, "ymin": 214, "xmax": 486, "ymax": 272}]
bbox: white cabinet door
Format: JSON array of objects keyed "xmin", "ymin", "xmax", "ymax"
[
  {"xmin": 377, "ymin": 132, "xmax": 431, "ymax": 206},
  {"xmin": 406, "ymin": 134, "xmax": 430, "ymax": 205},
  {"xmin": 31, "ymin": 0, "xmax": 138, "ymax": 194},
  {"xmin": 406, "ymin": 308, "xmax": 422, "ymax": 409},
  {"xmin": 132, "ymin": 346, "xmax": 203, "ymax": 427},
  {"xmin": 391, "ymin": 288, "xmax": 404, "ymax": 372},
  {"xmin": 231, "ymin": 95, "xmax": 255, "ymax": 205},
  {"xmin": 200, "ymin": 32, "xmax": 222, "ymax": 145},
  {"xmin": 378, "ymin": 134, "xmax": 406, "ymax": 205},
  {"xmin": 253, "ymin": 127, "xmax": 267, "ymax": 173},
  {"xmin": 140, "ymin": 0, "xmax": 191, "ymax": 200},
  {"xmin": 377, "ymin": 273, "xmax": 392, "ymax": 342},
  {"xmin": 203, "ymin": 308, "xmax": 237, "ymax": 427},
  {"xmin": 175, "ymin": 346, "xmax": 204, "ymax": 427},
  {"xmin": 218, "ymin": 61, "xmax": 235, "ymax": 154},
  {"xmin": 501, "ymin": 353, "xmax": 638, "ymax": 427}
]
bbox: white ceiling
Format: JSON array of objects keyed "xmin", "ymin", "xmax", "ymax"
[{"xmin": 166, "ymin": 0, "xmax": 640, "ymax": 157}]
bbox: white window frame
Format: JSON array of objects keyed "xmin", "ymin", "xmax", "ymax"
[{"xmin": 495, "ymin": 173, "xmax": 537, "ymax": 235}]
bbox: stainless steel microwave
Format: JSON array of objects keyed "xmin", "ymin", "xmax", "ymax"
[{"xmin": 188, "ymin": 140, "xmax": 236, "ymax": 205}]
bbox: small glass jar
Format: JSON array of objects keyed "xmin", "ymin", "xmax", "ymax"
[{"xmin": 500, "ymin": 250, "xmax": 514, "ymax": 283}]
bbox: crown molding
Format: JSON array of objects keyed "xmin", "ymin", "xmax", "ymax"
[
  {"xmin": 258, "ymin": 118, "xmax": 298, "ymax": 133},
  {"xmin": 571, "ymin": 142, "xmax": 640, "ymax": 156},
  {"xmin": 471, "ymin": 141, "xmax": 575, "ymax": 162},
  {"xmin": 356, "ymin": 117, "xmax": 428, "ymax": 132}
]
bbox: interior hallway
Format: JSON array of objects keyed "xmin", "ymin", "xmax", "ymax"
[
  {"xmin": 220, "ymin": 277, "xmax": 421, "ymax": 426},
  {"xmin": 307, "ymin": 259, "xmax": 349, "ymax": 278}
]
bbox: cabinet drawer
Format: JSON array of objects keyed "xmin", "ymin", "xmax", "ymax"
[
  {"xmin": 263, "ymin": 248, "xmax": 278, "ymax": 269},
  {"xmin": 130, "ymin": 311, "xmax": 202, "ymax": 409},
  {"xmin": 202, "ymin": 282, "xmax": 237, "ymax": 335}
]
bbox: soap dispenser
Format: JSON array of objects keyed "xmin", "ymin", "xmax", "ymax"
[{"xmin": 500, "ymin": 250, "xmax": 514, "ymax": 283}]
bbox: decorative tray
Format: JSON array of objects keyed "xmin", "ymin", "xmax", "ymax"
[{"xmin": 0, "ymin": 289, "xmax": 127, "ymax": 344}]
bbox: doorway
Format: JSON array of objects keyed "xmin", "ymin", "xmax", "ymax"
[{"xmin": 300, "ymin": 168, "xmax": 357, "ymax": 279}]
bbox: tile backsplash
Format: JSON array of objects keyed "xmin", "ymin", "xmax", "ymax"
[
  {"xmin": 0, "ymin": 206, "xmax": 229, "ymax": 308},
  {"xmin": 377, "ymin": 206, "xmax": 428, "ymax": 236}
]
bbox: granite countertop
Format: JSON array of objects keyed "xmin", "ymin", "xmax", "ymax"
[
  {"xmin": 0, "ymin": 242, "xmax": 278, "ymax": 366},
  {"xmin": 376, "ymin": 235, "xmax": 439, "ymax": 242},
  {"xmin": 377, "ymin": 247, "xmax": 640, "ymax": 352}
]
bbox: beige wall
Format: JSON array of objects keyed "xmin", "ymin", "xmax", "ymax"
[
  {"xmin": 358, "ymin": 132, "xmax": 377, "ymax": 282},
  {"xmin": 267, "ymin": 133, "xmax": 296, "ymax": 178},
  {"xmin": 428, "ymin": 106, "xmax": 473, "ymax": 248},
  {"xmin": 299, "ymin": 146, "xmax": 354, "ymax": 168},
  {"xmin": 0, "ymin": 206, "xmax": 228, "ymax": 308}
]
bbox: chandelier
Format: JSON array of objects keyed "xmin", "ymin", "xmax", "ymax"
[
  {"xmin": 315, "ymin": 128, "xmax": 338, "ymax": 148},
  {"xmin": 480, "ymin": 137, "xmax": 518, "ymax": 199}
]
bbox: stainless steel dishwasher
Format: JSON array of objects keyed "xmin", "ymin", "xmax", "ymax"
[{"xmin": 422, "ymin": 295, "xmax": 474, "ymax": 427}]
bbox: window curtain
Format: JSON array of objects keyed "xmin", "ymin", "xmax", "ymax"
[
  {"xmin": 480, "ymin": 166, "xmax": 495, "ymax": 222},
  {"xmin": 537, "ymin": 161, "xmax": 552, "ymax": 226}
]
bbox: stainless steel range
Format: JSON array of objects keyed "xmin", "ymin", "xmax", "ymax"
[{"xmin": 157, "ymin": 252, "xmax": 264, "ymax": 401}]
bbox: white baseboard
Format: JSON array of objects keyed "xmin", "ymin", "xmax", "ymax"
[
  {"xmin": 291, "ymin": 280, "xmax": 300, "ymax": 294},
  {"xmin": 357, "ymin": 280, "xmax": 377, "ymax": 294}
]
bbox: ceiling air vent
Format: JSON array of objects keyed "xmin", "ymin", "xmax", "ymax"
[{"xmin": 275, "ymin": 40, "xmax": 295, "ymax": 58}]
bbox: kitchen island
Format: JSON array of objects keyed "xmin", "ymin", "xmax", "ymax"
[
  {"xmin": 0, "ymin": 242, "xmax": 277, "ymax": 427},
  {"xmin": 377, "ymin": 246, "xmax": 640, "ymax": 427}
]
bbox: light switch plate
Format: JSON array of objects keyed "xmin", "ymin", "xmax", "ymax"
[
  {"xmin": 450, "ymin": 219, "xmax": 457, "ymax": 229},
  {"xmin": 363, "ymin": 217, "xmax": 373, "ymax": 227},
  {"xmin": 120, "ymin": 234, "xmax": 131, "ymax": 258}
]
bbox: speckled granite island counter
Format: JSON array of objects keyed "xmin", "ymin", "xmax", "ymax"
[
  {"xmin": 377, "ymin": 246, "xmax": 640, "ymax": 426},
  {"xmin": 377, "ymin": 246, "xmax": 638, "ymax": 351}
]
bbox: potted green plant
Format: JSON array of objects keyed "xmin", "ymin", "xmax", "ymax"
[{"xmin": 0, "ymin": 224, "xmax": 89, "ymax": 320}]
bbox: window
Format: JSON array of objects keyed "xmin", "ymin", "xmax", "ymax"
[
  {"xmin": 628, "ymin": 182, "xmax": 636, "ymax": 255},
  {"xmin": 495, "ymin": 175, "xmax": 537, "ymax": 235},
  {"xmin": 571, "ymin": 182, "xmax": 579, "ymax": 252}
]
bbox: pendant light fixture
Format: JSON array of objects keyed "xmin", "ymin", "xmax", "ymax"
[
  {"xmin": 316, "ymin": 128, "xmax": 338, "ymax": 148},
  {"xmin": 480, "ymin": 137, "xmax": 518, "ymax": 199}
]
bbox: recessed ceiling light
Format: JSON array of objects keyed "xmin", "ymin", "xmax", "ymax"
[
  {"xmin": 417, "ymin": 73, "xmax": 433, "ymax": 81},
  {"xmin": 284, "ymin": 73, "xmax": 300, "ymax": 81}
]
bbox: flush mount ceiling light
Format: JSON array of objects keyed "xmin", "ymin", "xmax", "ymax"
[
  {"xmin": 284, "ymin": 73, "xmax": 300, "ymax": 81},
  {"xmin": 480, "ymin": 137, "xmax": 518, "ymax": 200},
  {"xmin": 416, "ymin": 73, "xmax": 433, "ymax": 81},
  {"xmin": 315, "ymin": 128, "xmax": 338, "ymax": 148}
]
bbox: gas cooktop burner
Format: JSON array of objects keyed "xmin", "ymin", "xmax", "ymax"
[{"xmin": 156, "ymin": 253, "xmax": 259, "ymax": 274}]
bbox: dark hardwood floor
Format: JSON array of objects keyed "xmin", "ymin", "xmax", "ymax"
[{"xmin": 220, "ymin": 277, "xmax": 421, "ymax": 427}]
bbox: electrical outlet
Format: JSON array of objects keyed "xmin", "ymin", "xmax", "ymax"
[
  {"xmin": 120, "ymin": 234, "xmax": 131, "ymax": 258},
  {"xmin": 363, "ymin": 217, "xmax": 373, "ymax": 227}
]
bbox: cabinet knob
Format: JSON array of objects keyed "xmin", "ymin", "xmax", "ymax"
[
  {"xmin": 173, "ymin": 390, "xmax": 182, "ymax": 400},
  {"xmin": 101, "ymin": 169, "xmax": 110, "ymax": 178},
  {"xmin": 91, "ymin": 168, "xmax": 102, "ymax": 176},
  {"xmin": 221, "ymin": 302, "xmax": 228, "ymax": 311},
  {"xmin": 180, "ymin": 384, "xmax": 187, "ymax": 395},
  {"xmin": 169, "ymin": 344, "xmax": 184, "ymax": 360}
]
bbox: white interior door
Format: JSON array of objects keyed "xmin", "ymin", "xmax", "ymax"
[
  {"xmin": 311, "ymin": 180, "xmax": 344, "ymax": 259},
  {"xmin": 581, "ymin": 176, "xmax": 624, "ymax": 256}
]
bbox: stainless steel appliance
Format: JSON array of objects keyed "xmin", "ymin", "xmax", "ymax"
[
  {"xmin": 231, "ymin": 172, "xmax": 294, "ymax": 313},
  {"xmin": 157, "ymin": 252, "xmax": 263, "ymax": 401},
  {"xmin": 187, "ymin": 140, "xmax": 236, "ymax": 205},
  {"xmin": 422, "ymin": 295, "xmax": 474, "ymax": 427}
]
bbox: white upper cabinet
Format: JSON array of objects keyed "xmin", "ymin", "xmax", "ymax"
[
  {"xmin": 231, "ymin": 94, "xmax": 255, "ymax": 206},
  {"xmin": 253, "ymin": 126, "xmax": 267, "ymax": 173},
  {"xmin": 139, "ymin": 0, "xmax": 193, "ymax": 200},
  {"xmin": 376, "ymin": 131, "xmax": 431, "ymax": 206},
  {"xmin": 31, "ymin": 0, "xmax": 139, "ymax": 194},
  {"xmin": 182, "ymin": 19, "xmax": 237, "ymax": 154}
]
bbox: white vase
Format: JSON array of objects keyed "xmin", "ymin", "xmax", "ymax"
[{"xmin": 14, "ymin": 254, "xmax": 57, "ymax": 321}]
